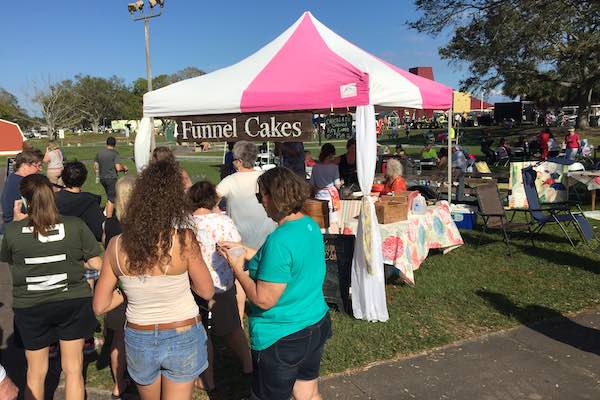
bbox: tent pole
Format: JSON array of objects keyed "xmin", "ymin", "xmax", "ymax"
[{"xmin": 447, "ymin": 107, "xmax": 453, "ymax": 204}]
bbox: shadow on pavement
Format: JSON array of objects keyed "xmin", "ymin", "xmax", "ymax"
[{"xmin": 477, "ymin": 290, "xmax": 600, "ymax": 356}]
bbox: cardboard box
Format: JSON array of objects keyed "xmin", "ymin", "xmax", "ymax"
[
  {"xmin": 375, "ymin": 199, "xmax": 408, "ymax": 224},
  {"xmin": 384, "ymin": 190, "xmax": 419, "ymax": 210}
]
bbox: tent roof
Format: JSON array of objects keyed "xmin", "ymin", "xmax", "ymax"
[
  {"xmin": 144, "ymin": 12, "xmax": 453, "ymax": 117},
  {"xmin": 0, "ymin": 119, "xmax": 25, "ymax": 156}
]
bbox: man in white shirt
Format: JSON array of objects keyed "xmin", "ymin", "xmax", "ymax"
[{"xmin": 0, "ymin": 364, "xmax": 18, "ymax": 400}]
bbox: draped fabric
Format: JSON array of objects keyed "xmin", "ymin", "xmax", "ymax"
[
  {"xmin": 351, "ymin": 105, "xmax": 389, "ymax": 322},
  {"xmin": 134, "ymin": 117, "xmax": 153, "ymax": 172}
]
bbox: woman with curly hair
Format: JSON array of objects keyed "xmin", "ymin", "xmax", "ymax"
[
  {"xmin": 93, "ymin": 160, "xmax": 214, "ymax": 400},
  {"xmin": 219, "ymin": 167, "xmax": 332, "ymax": 400},
  {"xmin": 151, "ymin": 146, "xmax": 193, "ymax": 191}
]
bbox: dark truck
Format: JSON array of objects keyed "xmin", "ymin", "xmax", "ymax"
[{"xmin": 494, "ymin": 101, "xmax": 536, "ymax": 126}]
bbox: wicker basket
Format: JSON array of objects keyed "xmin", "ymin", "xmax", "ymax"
[{"xmin": 303, "ymin": 199, "xmax": 330, "ymax": 229}]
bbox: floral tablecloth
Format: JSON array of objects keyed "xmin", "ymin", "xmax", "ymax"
[
  {"xmin": 568, "ymin": 171, "xmax": 600, "ymax": 190},
  {"xmin": 343, "ymin": 201, "xmax": 463, "ymax": 285}
]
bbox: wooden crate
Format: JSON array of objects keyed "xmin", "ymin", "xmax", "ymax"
[
  {"xmin": 303, "ymin": 199, "xmax": 330, "ymax": 229},
  {"xmin": 381, "ymin": 190, "xmax": 419, "ymax": 210},
  {"xmin": 375, "ymin": 200, "xmax": 408, "ymax": 224}
]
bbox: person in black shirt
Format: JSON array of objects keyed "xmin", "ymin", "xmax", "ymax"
[
  {"xmin": 480, "ymin": 132, "xmax": 495, "ymax": 164},
  {"xmin": 337, "ymin": 138, "xmax": 358, "ymax": 186},
  {"xmin": 102, "ymin": 175, "xmax": 136, "ymax": 399},
  {"xmin": 276, "ymin": 142, "xmax": 306, "ymax": 177},
  {"xmin": 55, "ymin": 162, "xmax": 105, "ymax": 242},
  {"xmin": 221, "ymin": 142, "xmax": 236, "ymax": 180}
]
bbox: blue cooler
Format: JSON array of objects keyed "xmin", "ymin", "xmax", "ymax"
[{"xmin": 451, "ymin": 205, "xmax": 477, "ymax": 230}]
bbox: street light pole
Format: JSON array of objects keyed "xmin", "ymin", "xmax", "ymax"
[
  {"xmin": 129, "ymin": 1, "xmax": 163, "ymax": 91},
  {"xmin": 129, "ymin": 1, "xmax": 163, "ymax": 153},
  {"xmin": 144, "ymin": 18, "xmax": 153, "ymax": 92}
]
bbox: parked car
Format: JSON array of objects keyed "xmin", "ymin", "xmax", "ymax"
[{"xmin": 25, "ymin": 129, "xmax": 42, "ymax": 139}]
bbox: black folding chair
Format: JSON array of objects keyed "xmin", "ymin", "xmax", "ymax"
[{"xmin": 476, "ymin": 182, "xmax": 533, "ymax": 253}]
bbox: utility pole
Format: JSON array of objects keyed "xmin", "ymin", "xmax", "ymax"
[
  {"xmin": 144, "ymin": 18, "xmax": 153, "ymax": 91},
  {"xmin": 128, "ymin": 0, "xmax": 164, "ymax": 152}
]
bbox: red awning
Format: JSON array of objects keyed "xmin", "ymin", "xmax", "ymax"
[{"xmin": 0, "ymin": 119, "xmax": 25, "ymax": 155}]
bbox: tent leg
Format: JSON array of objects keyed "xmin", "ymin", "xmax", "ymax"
[{"xmin": 447, "ymin": 107, "xmax": 453, "ymax": 203}]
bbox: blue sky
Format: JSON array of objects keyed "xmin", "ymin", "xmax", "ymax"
[{"xmin": 1, "ymin": 0, "xmax": 501, "ymax": 114}]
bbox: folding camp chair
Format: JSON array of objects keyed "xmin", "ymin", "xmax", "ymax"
[
  {"xmin": 521, "ymin": 166, "xmax": 594, "ymax": 247},
  {"xmin": 476, "ymin": 182, "xmax": 533, "ymax": 253},
  {"xmin": 493, "ymin": 150, "xmax": 509, "ymax": 167}
]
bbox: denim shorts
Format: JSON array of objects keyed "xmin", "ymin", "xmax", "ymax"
[
  {"xmin": 250, "ymin": 313, "xmax": 332, "ymax": 400},
  {"xmin": 124, "ymin": 321, "xmax": 208, "ymax": 385}
]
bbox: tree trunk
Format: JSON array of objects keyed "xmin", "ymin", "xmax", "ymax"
[
  {"xmin": 91, "ymin": 119, "xmax": 100, "ymax": 133},
  {"xmin": 46, "ymin": 117, "xmax": 55, "ymax": 140},
  {"xmin": 576, "ymin": 86, "xmax": 593, "ymax": 130}
]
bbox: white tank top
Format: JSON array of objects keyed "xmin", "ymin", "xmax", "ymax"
[{"xmin": 115, "ymin": 235, "xmax": 199, "ymax": 325}]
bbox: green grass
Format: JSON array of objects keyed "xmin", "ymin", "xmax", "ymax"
[
  {"xmin": 85, "ymin": 219, "xmax": 600, "ymax": 400},
  {"xmin": 16, "ymin": 133, "xmax": 600, "ymax": 399}
]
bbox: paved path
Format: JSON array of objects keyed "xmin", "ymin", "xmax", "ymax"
[{"xmin": 320, "ymin": 308, "xmax": 600, "ymax": 400}]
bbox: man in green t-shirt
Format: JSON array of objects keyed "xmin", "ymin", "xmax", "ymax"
[{"xmin": 421, "ymin": 143, "xmax": 438, "ymax": 160}]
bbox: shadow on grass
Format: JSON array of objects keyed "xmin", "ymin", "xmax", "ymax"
[
  {"xmin": 477, "ymin": 290, "xmax": 600, "ymax": 356},
  {"xmin": 513, "ymin": 243, "xmax": 600, "ymax": 274},
  {"xmin": 460, "ymin": 230, "xmax": 504, "ymax": 247}
]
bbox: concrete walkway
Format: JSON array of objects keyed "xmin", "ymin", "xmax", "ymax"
[{"xmin": 320, "ymin": 308, "xmax": 600, "ymax": 400}]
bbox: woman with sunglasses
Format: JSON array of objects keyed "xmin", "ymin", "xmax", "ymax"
[
  {"xmin": 219, "ymin": 167, "xmax": 332, "ymax": 400},
  {"xmin": 216, "ymin": 141, "xmax": 276, "ymax": 323},
  {"xmin": 0, "ymin": 149, "xmax": 43, "ymax": 234}
]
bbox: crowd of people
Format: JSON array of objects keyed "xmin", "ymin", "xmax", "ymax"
[
  {"xmin": 480, "ymin": 127, "xmax": 585, "ymax": 163},
  {"xmin": 0, "ymin": 138, "xmax": 332, "ymax": 400}
]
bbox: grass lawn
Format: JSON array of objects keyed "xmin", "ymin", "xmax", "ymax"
[{"xmin": 14, "ymin": 131, "xmax": 600, "ymax": 399}]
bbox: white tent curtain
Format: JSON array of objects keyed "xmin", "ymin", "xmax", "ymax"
[
  {"xmin": 351, "ymin": 105, "xmax": 389, "ymax": 322},
  {"xmin": 135, "ymin": 117, "xmax": 153, "ymax": 172}
]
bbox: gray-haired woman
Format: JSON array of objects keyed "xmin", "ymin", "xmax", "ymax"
[
  {"xmin": 383, "ymin": 158, "xmax": 407, "ymax": 194},
  {"xmin": 216, "ymin": 141, "xmax": 277, "ymax": 322}
]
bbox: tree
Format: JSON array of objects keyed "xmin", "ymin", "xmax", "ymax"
[
  {"xmin": 72, "ymin": 75, "xmax": 134, "ymax": 132},
  {"xmin": 129, "ymin": 67, "xmax": 206, "ymax": 128},
  {"xmin": 0, "ymin": 88, "xmax": 32, "ymax": 128},
  {"xmin": 132, "ymin": 66, "xmax": 205, "ymax": 96},
  {"xmin": 31, "ymin": 79, "xmax": 79, "ymax": 138},
  {"xmin": 410, "ymin": 0, "xmax": 600, "ymax": 128}
]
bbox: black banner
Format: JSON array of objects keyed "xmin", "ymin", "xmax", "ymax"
[
  {"xmin": 322, "ymin": 234, "xmax": 355, "ymax": 314},
  {"xmin": 325, "ymin": 114, "xmax": 353, "ymax": 138},
  {"xmin": 174, "ymin": 111, "xmax": 313, "ymax": 143}
]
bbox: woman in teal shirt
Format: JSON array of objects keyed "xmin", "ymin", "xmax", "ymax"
[{"xmin": 219, "ymin": 167, "xmax": 331, "ymax": 400}]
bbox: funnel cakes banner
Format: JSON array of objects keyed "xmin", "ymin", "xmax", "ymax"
[{"xmin": 174, "ymin": 112, "xmax": 312, "ymax": 143}]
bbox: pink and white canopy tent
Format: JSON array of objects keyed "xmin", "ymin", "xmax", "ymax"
[
  {"xmin": 140, "ymin": 11, "xmax": 454, "ymax": 322},
  {"xmin": 143, "ymin": 12, "xmax": 451, "ymax": 117}
]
